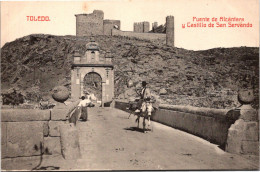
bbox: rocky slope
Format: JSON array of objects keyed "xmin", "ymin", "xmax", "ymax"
[{"xmin": 1, "ymin": 34, "xmax": 259, "ymax": 108}]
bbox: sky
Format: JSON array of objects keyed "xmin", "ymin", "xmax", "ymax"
[{"xmin": 1, "ymin": 0, "xmax": 259, "ymax": 50}]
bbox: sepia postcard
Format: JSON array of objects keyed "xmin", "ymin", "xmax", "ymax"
[{"xmin": 0, "ymin": 0, "xmax": 259, "ymax": 171}]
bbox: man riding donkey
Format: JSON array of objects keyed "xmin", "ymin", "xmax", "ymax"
[{"xmin": 128, "ymin": 81, "xmax": 157, "ymax": 133}]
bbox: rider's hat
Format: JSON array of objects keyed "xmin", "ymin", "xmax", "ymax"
[{"xmin": 142, "ymin": 81, "xmax": 147, "ymax": 87}]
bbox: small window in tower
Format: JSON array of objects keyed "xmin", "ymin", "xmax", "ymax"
[{"xmin": 91, "ymin": 51, "xmax": 95, "ymax": 61}]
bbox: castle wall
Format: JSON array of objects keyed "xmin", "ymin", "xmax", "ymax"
[
  {"xmin": 112, "ymin": 29, "xmax": 166, "ymax": 43},
  {"xmin": 103, "ymin": 20, "xmax": 121, "ymax": 35},
  {"xmin": 75, "ymin": 11, "xmax": 173, "ymax": 46},
  {"xmin": 75, "ymin": 10, "xmax": 104, "ymax": 36}
]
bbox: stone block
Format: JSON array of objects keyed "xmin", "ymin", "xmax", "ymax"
[
  {"xmin": 211, "ymin": 119, "xmax": 230, "ymax": 146},
  {"xmin": 53, "ymin": 103, "xmax": 67, "ymax": 109},
  {"xmin": 49, "ymin": 121, "xmax": 67, "ymax": 137},
  {"xmin": 241, "ymin": 140, "xmax": 259, "ymax": 155},
  {"xmin": 2, "ymin": 156, "xmax": 41, "ymax": 170},
  {"xmin": 225, "ymin": 119, "xmax": 259, "ymax": 155},
  {"xmin": 225, "ymin": 121, "xmax": 244, "ymax": 154},
  {"xmin": 233, "ymin": 119, "xmax": 245, "ymax": 130},
  {"xmin": 1, "ymin": 109, "xmax": 51, "ymax": 122},
  {"xmin": 43, "ymin": 137, "xmax": 61, "ymax": 155},
  {"xmin": 43, "ymin": 121, "xmax": 49, "ymax": 136},
  {"xmin": 2, "ymin": 122, "xmax": 7, "ymax": 158},
  {"xmin": 60, "ymin": 124, "xmax": 81, "ymax": 159},
  {"xmin": 243, "ymin": 122, "xmax": 259, "ymax": 141},
  {"xmin": 6, "ymin": 122, "xmax": 44, "ymax": 158},
  {"xmin": 202, "ymin": 117, "xmax": 214, "ymax": 141},
  {"xmin": 51, "ymin": 108, "xmax": 69, "ymax": 121},
  {"xmin": 51, "ymin": 100, "xmax": 80, "ymax": 121},
  {"xmin": 193, "ymin": 115, "xmax": 204, "ymax": 135},
  {"xmin": 159, "ymin": 88, "xmax": 167, "ymax": 95},
  {"xmin": 239, "ymin": 105, "xmax": 258, "ymax": 121}
]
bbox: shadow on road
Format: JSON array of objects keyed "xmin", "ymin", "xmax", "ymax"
[
  {"xmin": 31, "ymin": 142, "xmax": 60, "ymax": 171},
  {"xmin": 35, "ymin": 166, "xmax": 60, "ymax": 170},
  {"xmin": 124, "ymin": 127, "xmax": 151, "ymax": 133}
]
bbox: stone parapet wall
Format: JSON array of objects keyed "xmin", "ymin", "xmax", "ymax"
[
  {"xmin": 159, "ymin": 104, "xmax": 229, "ymax": 118},
  {"xmin": 1, "ymin": 101, "xmax": 79, "ymax": 159},
  {"xmin": 1, "ymin": 109, "xmax": 51, "ymax": 122},
  {"xmin": 112, "ymin": 29, "xmax": 166, "ymax": 43},
  {"xmin": 2, "ymin": 121, "xmax": 48, "ymax": 158},
  {"xmin": 114, "ymin": 100, "xmax": 242, "ymax": 148},
  {"xmin": 152, "ymin": 107, "xmax": 232, "ymax": 146}
]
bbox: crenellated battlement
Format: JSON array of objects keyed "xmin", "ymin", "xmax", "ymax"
[{"xmin": 133, "ymin": 21, "xmax": 150, "ymax": 33}]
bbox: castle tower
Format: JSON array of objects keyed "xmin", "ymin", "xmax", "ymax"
[
  {"xmin": 143, "ymin": 21, "xmax": 150, "ymax": 32},
  {"xmin": 166, "ymin": 16, "xmax": 174, "ymax": 47},
  {"xmin": 133, "ymin": 22, "xmax": 137, "ymax": 32},
  {"xmin": 137, "ymin": 22, "xmax": 141, "ymax": 32},
  {"xmin": 75, "ymin": 10, "xmax": 104, "ymax": 36}
]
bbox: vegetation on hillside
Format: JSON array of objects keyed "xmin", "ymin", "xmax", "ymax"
[{"xmin": 1, "ymin": 34, "xmax": 258, "ymax": 108}]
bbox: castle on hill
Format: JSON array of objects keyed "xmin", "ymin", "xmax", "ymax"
[{"xmin": 75, "ymin": 10, "xmax": 174, "ymax": 47}]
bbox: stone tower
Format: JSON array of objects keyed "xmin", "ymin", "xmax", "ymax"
[
  {"xmin": 134, "ymin": 22, "xmax": 150, "ymax": 33},
  {"xmin": 75, "ymin": 10, "xmax": 104, "ymax": 36},
  {"xmin": 143, "ymin": 21, "xmax": 150, "ymax": 32},
  {"xmin": 166, "ymin": 16, "xmax": 174, "ymax": 47}
]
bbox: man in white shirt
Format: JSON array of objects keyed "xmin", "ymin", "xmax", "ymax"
[
  {"xmin": 78, "ymin": 96, "xmax": 91, "ymax": 121},
  {"xmin": 78, "ymin": 96, "xmax": 91, "ymax": 107},
  {"xmin": 69, "ymin": 95, "xmax": 91, "ymax": 125}
]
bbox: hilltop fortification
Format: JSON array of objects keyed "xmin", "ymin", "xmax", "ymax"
[
  {"xmin": 75, "ymin": 10, "xmax": 175, "ymax": 47},
  {"xmin": 75, "ymin": 10, "xmax": 121, "ymax": 36}
]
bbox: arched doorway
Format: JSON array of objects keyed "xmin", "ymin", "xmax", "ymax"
[
  {"xmin": 71, "ymin": 41, "xmax": 114, "ymax": 106},
  {"xmin": 83, "ymin": 72, "xmax": 102, "ymax": 103}
]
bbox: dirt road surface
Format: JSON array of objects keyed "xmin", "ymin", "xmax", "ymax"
[{"xmin": 2, "ymin": 107, "xmax": 259, "ymax": 170}]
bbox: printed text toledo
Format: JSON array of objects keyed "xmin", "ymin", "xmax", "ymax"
[{"xmin": 27, "ymin": 16, "xmax": 50, "ymax": 21}]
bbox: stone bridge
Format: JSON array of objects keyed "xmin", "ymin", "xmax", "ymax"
[{"xmin": 1, "ymin": 100, "xmax": 259, "ymax": 170}]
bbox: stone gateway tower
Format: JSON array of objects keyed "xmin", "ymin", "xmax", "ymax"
[
  {"xmin": 166, "ymin": 16, "xmax": 174, "ymax": 47},
  {"xmin": 71, "ymin": 41, "xmax": 114, "ymax": 107}
]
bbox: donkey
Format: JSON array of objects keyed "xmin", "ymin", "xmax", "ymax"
[{"xmin": 127, "ymin": 98, "xmax": 155, "ymax": 133}]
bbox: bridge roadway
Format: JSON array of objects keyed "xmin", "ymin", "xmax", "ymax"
[{"xmin": 3, "ymin": 107, "xmax": 259, "ymax": 170}]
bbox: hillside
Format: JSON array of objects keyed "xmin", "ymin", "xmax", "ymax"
[{"xmin": 1, "ymin": 34, "xmax": 259, "ymax": 108}]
